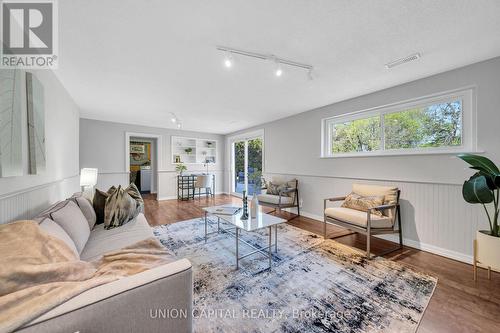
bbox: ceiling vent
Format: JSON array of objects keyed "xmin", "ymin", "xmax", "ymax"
[{"xmin": 385, "ymin": 53, "xmax": 421, "ymax": 69}]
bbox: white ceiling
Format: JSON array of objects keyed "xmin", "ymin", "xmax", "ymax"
[{"xmin": 56, "ymin": 0, "xmax": 500, "ymax": 134}]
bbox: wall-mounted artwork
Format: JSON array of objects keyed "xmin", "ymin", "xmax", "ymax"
[
  {"xmin": 0, "ymin": 69, "xmax": 23, "ymax": 178},
  {"xmin": 26, "ymin": 72, "xmax": 46, "ymax": 174}
]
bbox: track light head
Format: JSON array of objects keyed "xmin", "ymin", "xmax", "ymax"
[
  {"xmin": 224, "ymin": 52, "xmax": 233, "ymax": 68},
  {"xmin": 176, "ymin": 122, "xmax": 182, "ymax": 129},
  {"xmin": 274, "ymin": 60, "xmax": 282, "ymax": 77}
]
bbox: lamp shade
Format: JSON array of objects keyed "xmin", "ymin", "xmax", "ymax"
[{"xmin": 80, "ymin": 168, "xmax": 98, "ymax": 187}]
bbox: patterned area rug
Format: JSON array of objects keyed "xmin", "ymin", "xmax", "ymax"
[{"xmin": 153, "ymin": 217, "xmax": 437, "ymax": 333}]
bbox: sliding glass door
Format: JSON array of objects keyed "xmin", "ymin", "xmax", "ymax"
[{"xmin": 232, "ymin": 136, "xmax": 263, "ymax": 197}]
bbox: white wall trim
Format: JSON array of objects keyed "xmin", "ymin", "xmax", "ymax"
[
  {"xmin": 264, "ymin": 171, "xmax": 465, "ymax": 186},
  {"xmin": 0, "ymin": 175, "xmax": 79, "ymax": 200}
]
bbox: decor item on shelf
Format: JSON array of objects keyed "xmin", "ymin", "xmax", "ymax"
[
  {"xmin": 251, "ymin": 194, "xmax": 259, "ymax": 218},
  {"xmin": 176, "ymin": 163, "xmax": 187, "ymax": 175},
  {"xmin": 241, "ymin": 190, "xmax": 249, "ymax": 220},
  {"xmin": 26, "ymin": 72, "xmax": 46, "ymax": 174},
  {"xmin": 458, "ymin": 153, "xmax": 500, "ymax": 280},
  {"xmin": 0, "ymin": 69, "xmax": 22, "ymax": 178},
  {"xmin": 184, "ymin": 147, "xmax": 193, "ymax": 154},
  {"xmin": 174, "ymin": 155, "xmax": 181, "ymax": 163},
  {"xmin": 203, "ymin": 160, "xmax": 212, "ymax": 174},
  {"xmin": 206, "ymin": 141, "xmax": 214, "ymax": 148}
]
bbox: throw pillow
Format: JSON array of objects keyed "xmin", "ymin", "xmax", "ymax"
[
  {"xmin": 125, "ymin": 183, "xmax": 144, "ymax": 214},
  {"xmin": 104, "ymin": 185, "xmax": 139, "ymax": 229},
  {"xmin": 93, "ymin": 189, "xmax": 110, "ymax": 225},
  {"xmin": 70, "ymin": 193, "xmax": 97, "ymax": 230},
  {"xmin": 41, "ymin": 200, "xmax": 91, "ymax": 254},
  {"xmin": 267, "ymin": 182, "xmax": 287, "ymax": 195},
  {"xmin": 93, "ymin": 186, "xmax": 118, "ymax": 224},
  {"xmin": 341, "ymin": 192, "xmax": 384, "ymax": 217}
]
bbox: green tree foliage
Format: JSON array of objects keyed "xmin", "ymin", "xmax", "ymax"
[
  {"xmin": 234, "ymin": 138, "xmax": 262, "ymax": 180},
  {"xmin": 332, "ymin": 116, "xmax": 380, "ymax": 153},
  {"xmin": 332, "ymin": 101, "xmax": 462, "ymax": 153}
]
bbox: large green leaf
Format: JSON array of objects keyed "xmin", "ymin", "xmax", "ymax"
[
  {"xmin": 462, "ymin": 175, "xmax": 494, "ymax": 204},
  {"xmin": 458, "ymin": 154, "xmax": 500, "ymax": 176}
]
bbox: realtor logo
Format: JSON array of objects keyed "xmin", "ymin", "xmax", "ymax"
[{"xmin": 1, "ymin": 0, "xmax": 58, "ymax": 68}]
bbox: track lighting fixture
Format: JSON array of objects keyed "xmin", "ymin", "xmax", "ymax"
[
  {"xmin": 217, "ymin": 46, "xmax": 313, "ymax": 80},
  {"xmin": 170, "ymin": 113, "xmax": 182, "ymax": 128}
]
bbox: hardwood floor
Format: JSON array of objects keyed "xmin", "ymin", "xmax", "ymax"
[{"xmin": 144, "ymin": 193, "xmax": 500, "ymax": 333}]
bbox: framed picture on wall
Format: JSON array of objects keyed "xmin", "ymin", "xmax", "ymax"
[
  {"xmin": 26, "ymin": 72, "xmax": 46, "ymax": 175},
  {"xmin": 130, "ymin": 143, "xmax": 145, "ymax": 154}
]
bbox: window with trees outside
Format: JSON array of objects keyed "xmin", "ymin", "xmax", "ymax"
[{"xmin": 322, "ymin": 89, "xmax": 475, "ymax": 157}]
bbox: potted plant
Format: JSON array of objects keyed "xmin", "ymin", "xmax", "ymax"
[
  {"xmin": 184, "ymin": 147, "xmax": 193, "ymax": 154},
  {"xmin": 458, "ymin": 153, "xmax": 500, "ymax": 279},
  {"xmin": 175, "ymin": 163, "xmax": 187, "ymax": 175}
]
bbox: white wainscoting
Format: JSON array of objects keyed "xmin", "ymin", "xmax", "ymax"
[
  {"xmin": 265, "ymin": 172, "xmax": 485, "ymax": 264},
  {"xmin": 0, "ymin": 175, "xmax": 80, "ymax": 224}
]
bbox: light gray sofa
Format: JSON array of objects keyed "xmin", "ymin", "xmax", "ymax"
[{"xmin": 15, "ymin": 194, "xmax": 193, "ymax": 333}]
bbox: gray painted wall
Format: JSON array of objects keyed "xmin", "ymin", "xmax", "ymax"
[
  {"xmin": 0, "ymin": 69, "xmax": 80, "ymax": 223},
  {"xmin": 79, "ymin": 119, "xmax": 225, "ymax": 199},
  {"xmin": 225, "ymin": 57, "xmax": 500, "ymax": 263}
]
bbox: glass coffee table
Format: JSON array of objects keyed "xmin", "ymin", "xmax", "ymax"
[{"xmin": 202, "ymin": 205, "xmax": 287, "ymax": 270}]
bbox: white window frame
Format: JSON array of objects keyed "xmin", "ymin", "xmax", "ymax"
[{"xmin": 321, "ymin": 87, "xmax": 477, "ymax": 158}]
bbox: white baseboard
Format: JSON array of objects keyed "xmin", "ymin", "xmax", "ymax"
[{"xmin": 287, "ymin": 208, "xmax": 473, "ymax": 264}]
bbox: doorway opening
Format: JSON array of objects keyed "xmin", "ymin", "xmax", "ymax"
[
  {"xmin": 129, "ymin": 137, "xmax": 157, "ymax": 194},
  {"xmin": 231, "ymin": 135, "xmax": 263, "ymax": 197}
]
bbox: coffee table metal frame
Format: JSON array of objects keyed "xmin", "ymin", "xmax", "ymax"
[{"xmin": 203, "ymin": 209, "xmax": 284, "ymax": 270}]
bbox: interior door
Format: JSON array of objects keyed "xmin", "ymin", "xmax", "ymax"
[{"xmin": 231, "ymin": 137, "xmax": 263, "ymax": 197}]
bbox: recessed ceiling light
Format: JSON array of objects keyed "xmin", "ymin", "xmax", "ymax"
[{"xmin": 385, "ymin": 52, "xmax": 421, "ymax": 69}]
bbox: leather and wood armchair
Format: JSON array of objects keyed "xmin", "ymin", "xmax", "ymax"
[{"xmin": 324, "ymin": 184, "xmax": 402, "ymax": 259}]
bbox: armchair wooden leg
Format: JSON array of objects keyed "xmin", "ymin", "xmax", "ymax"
[
  {"xmin": 366, "ymin": 231, "xmax": 371, "ymax": 259},
  {"xmin": 323, "ymin": 218, "xmax": 327, "ymax": 239},
  {"xmin": 397, "ymin": 207, "xmax": 403, "ymax": 247},
  {"xmin": 473, "ymin": 239, "xmax": 478, "ymax": 281}
]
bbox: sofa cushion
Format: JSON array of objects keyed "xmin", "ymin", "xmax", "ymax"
[
  {"xmin": 80, "ymin": 213, "xmax": 154, "ymax": 261},
  {"xmin": 341, "ymin": 192, "xmax": 384, "ymax": 216},
  {"xmin": 325, "ymin": 207, "xmax": 393, "ymax": 229},
  {"xmin": 37, "ymin": 200, "xmax": 91, "ymax": 254},
  {"xmin": 257, "ymin": 193, "xmax": 294, "ymax": 205},
  {"xmin": 38, "ymin": 218, "xmax": 80, "ymax": 258},
  {"xmin": 70, "ymin": 193, "xmax": 97, "ymax": 230},
  {"xmin": 352, "ymin": 184, "xmax": 398, "ymax": 217}
]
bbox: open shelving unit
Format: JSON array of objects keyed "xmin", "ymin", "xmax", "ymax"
[{"xmin": 171, "ymin": 136, "xmax": 217, "ymax": 164}]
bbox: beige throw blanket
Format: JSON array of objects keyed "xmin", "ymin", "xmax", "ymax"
[{"xmin": 0, "ymin": 220, "xmax": 172, "ymax": 333}]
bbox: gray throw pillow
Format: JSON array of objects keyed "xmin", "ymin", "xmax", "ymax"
[
  {"xmin": 70, "ymin": 193, "xmax": 97, "ymax": 230},
  {"xmin": 39, "ymin": 200, "xmax": 91, "ymax": 254},
  {"xmin": 104, "ymin": 185, "xmax": 139, "ymax": 229}
]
